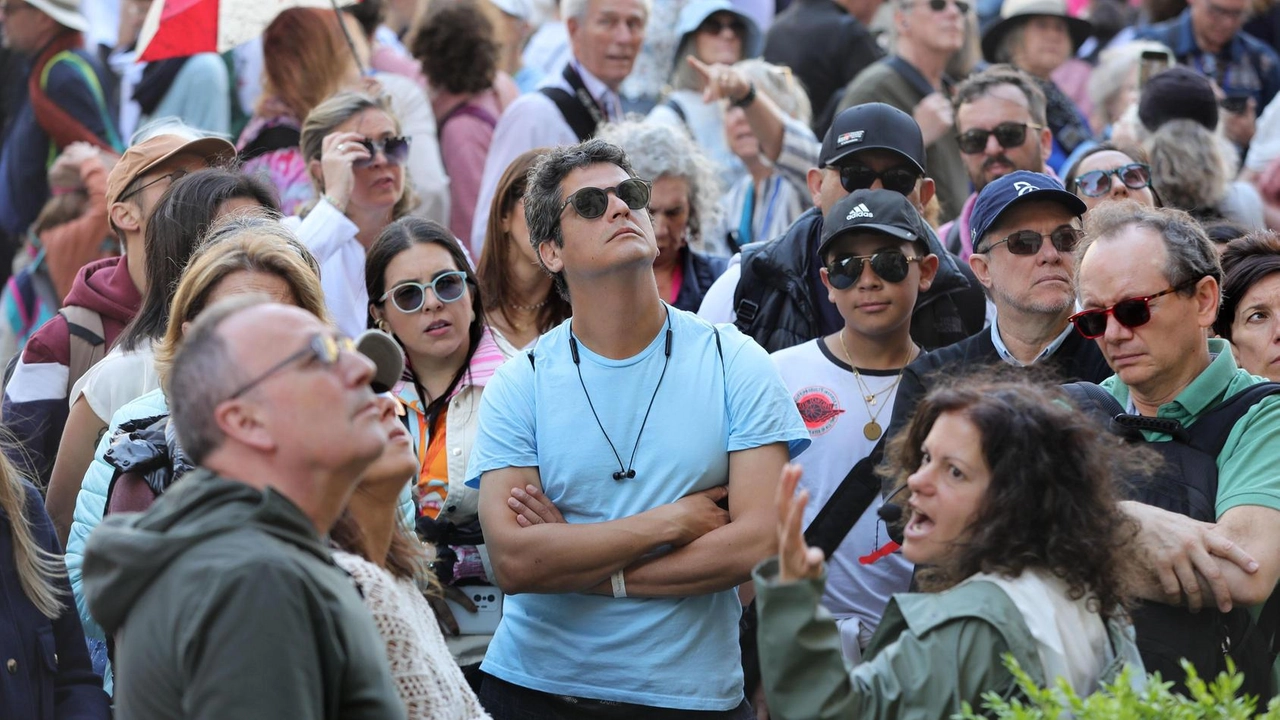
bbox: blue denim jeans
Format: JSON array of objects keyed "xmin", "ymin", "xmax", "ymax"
[{"xmin": 479, "ymin": 674, "xmax": 754, "ymax": 720}]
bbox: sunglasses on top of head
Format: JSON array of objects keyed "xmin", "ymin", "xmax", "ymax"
[
  {"xmin": 956, "ymin": 122, "xmax": 1043, "ymax": 154},
  {"xmin": 560, "ymin": 177, "xmax": 651, "ymax": 219},
  {"xmin": 1074, "ymin": 163, "xmax": 1151, "ymax": 198},
  {"xmin": 354, "ymin": 136, "xmax": 411, "ymax": 168},
  {"xmin": 1068, "ymin": 278, "xmax": 1199, "ymax": 339},
  {"xmin": 979, "ymin": 226, "xmax": 1081, "ymax": 255},
  {"xmin": 380, "ymin": 271, "xmax": 470, "ymax": 313},
  {"xmin": 827, "ymin": 250, "xmax": 920, "ymax": 288},
  {"xmin": 838, "ymin": 163, "xmax": 921, "ymax": 196}
]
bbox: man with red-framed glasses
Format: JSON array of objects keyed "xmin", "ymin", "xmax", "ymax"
[{"xmin": 1070, "ymin": 200, "xmax": 1280, "ymax": 698}]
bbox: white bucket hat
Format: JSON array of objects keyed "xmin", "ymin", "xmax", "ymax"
[{"xmin": 23, "ymin": 0, "xmax": 89, "ymax": 32}]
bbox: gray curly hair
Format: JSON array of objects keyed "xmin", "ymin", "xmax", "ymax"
[{"xmin": 594, "ymin": 119, "xmax": 723, "ymax": 252}]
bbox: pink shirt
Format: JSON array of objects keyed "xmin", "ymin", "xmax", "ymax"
[{"xmin": 432, "ymin": 89, "xmax": 503, "ymax": 246}]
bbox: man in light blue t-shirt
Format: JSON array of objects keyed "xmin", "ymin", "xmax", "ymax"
[{"xmin": 468, "ymin": 139, "xmax": 809, "ymax": 718}]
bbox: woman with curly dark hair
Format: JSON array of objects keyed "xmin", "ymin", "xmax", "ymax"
[
  {"xmin": 413, "ymin": 0, "xmax": 511, "ymax": 246},
  {"xmin": 754, "ymin": 378, "xmax": 1149, "ymax": 719}
]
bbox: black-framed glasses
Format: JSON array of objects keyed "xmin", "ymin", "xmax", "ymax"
[
  {"xmin": 1068, "ymin": 280, "xmax": 1198, "ymax": 339},
  {"xmin": 1075, "ymin": 163, "xmax": 1151, "ymax": 197},
  {"xmin": 118, "ymin": 170, "xmax": 188, "ymax": 203},
  {"xmin": 698, "ymin": 16, "xmax": 746, "ymax": 35},
  {"xmin": 380, "ymin": 271, "xmax": 470, "ymax": 313},
  {"xmin": 354, "ymin": 136, "xmax": 411, "ymax": 168},
  {"xmin": 956, "ymin": 122, "xmax": 1044, "ymax": 154},
  {"xmin": 827, "ymin": 251, "xmax": 920, "ymax": 288},
  {"xmin": 227, "ymin": 333, "xmax": 356, "ymax": 400},
  {"xmin": 839, "ymin": 164, "xmax": 921, "ymax": 196},
  {"xmin": 560, "ymin": 177, "xmax": 651, "ymax": 219},
  {"xmin": 979, "ymin": 226, "xmax": 1081, "ymax": 255},
  {"xmin": 909, "ymin": 0, "xmax": 972, "ymax": 12}
]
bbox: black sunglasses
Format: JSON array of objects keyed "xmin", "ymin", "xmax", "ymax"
[
  {"xmin": 827, "ymin": 251, "xmax": 920, "ymax": 288},
  {"xmin": 1074, "ymin": 163, "xmax": 1151, "ymax": 198},
  {"xmin": 560, "ymin": 177, "xmax": 651, "ymax": 219},
  {"xmin": 839, "ymin": 164, "xmax": 920, "ymax": 196},
  {"xmin": 354, "ymin": 136, "xmax": 411, "ymax": 168},
  {"xmin": 380, "ymin": 271, "xmax": 469, "ymax": 313},
  {"xmin": 980, "ymin": 226, "xmax": 1081, "ymax": 255},
  {"xmin": 227, "ymin": 333, "xmax": 356, "ymax": 400},
  {"xmin": 956, "ymin": 122, "xmax": 1043, "ymax": 154},
  {"xmin": 699, "ymin": 16, "xmax": 745, "ymax": 35},
  {"xmin": 912, "ymin": 0, "xmax": 972, "ymax": 12},
  {"xmin": 1068, "ymin": 280, "xmax": 1197, "ymax": 339}
]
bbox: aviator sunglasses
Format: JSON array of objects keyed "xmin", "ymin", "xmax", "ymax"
[
  {"xmin": 354, "ymin": 136, "xmax": 411, "ymax": 168},
  {"xmin": 827, "ymin": 251, "xmax": 920, "ymax": 288},
  {"xmin": 560, "ymin": 177, "xmax": 651, "ymax": 219},
  {"xmin": 980, "ymin": 226, "xmax": 1081, "ymax": 255},
  {"xmin": 1074, "ymin": 163, "xmax": 1151, "ymax": 198},
  {"xmin": 839, "ymin": 164, "xmax": 921, "ymax": 196},
  {"xmin": 1068, "ymin": 279, "xmax": 1198, "ymax": 339},
  {"xmin": 381, "ymin": 271, "xmax": 470, "ymax": 313},
  {"xmin": 956, "ymin": 122, "xmax": 1043, "ymax": 154}
]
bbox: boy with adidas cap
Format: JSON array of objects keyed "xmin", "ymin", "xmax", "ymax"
[{"xmin": 770, "ymin": 187, "xmax": 938, "ymax": 664}]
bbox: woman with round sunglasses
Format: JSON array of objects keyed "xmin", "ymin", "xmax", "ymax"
[
  {"xmin": 1064, "ymin": 144, "xmax": 1158, "ymax": 211},
  {"xmin": 596, "ymin": 120, "xmax": 730, "ymax": 312},
  {"xmin": 1215, "ymin": 231, "xmax": 1280, "ymax": 382},
  {"xmin": 648, "ymin": 0, "xmax": 762, "ymax": 189},
  {"xmin": 290, "ymin": 90, "xmax": 417, "ymax": 338},
  {"xmin": 477, "ymin": 149, "xmax": 572, "ymax": 350},
  {"xmin": 756, "ymin": 378, "xmax": 1147, "ymax": 720},
  {"xmin": 365, "ymin": 216, "xmax": 513, "ymax": 668}
]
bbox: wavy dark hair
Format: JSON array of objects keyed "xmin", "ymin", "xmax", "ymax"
[
  {"xmin": 365, "ymin": 217, "xmax": 485, "ymax": 434},
  {"xmin": 412, "ymin": 0, "xmax": 499, "ymax": 95},
  {"xmin": 1215, "ymin": 230, "xmax": 1280, "ymax": 339},
  {"xmin": 881, "ymin": 378, "xmax": 1149, "ymax": 616},
  {"xmin": 477, "ymin": 148, "xmax": 571, "ymax": 337},
  {"xmin": 117, "ymin": 168, "xmax": 280, "ymax": 352}
]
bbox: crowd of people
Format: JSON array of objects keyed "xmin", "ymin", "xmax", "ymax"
[{"xmin": 1, "ymin": 0, "xmax": 1280, "ymax": 717}]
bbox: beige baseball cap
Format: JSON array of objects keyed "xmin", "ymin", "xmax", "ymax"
[{"xmin": 106, "ymin": 134, "xmax": 237, "ymax": 206}]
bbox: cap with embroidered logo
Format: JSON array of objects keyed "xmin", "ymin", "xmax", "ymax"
[
  {"xmin": 818, "ymin": 189, "xmax": 932, "ymax": 260},
  {"xmin": 819, "ymin": 102, "xmax": 926, "ymax": 174},
  {"xmin": 968, "ymin": 170, "xmax": 1086, "ymax": 252}
]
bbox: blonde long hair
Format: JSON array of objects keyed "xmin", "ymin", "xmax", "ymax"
[{"xmin": 0, "ymin": 448, "xmax": 67, "ymax": 619}]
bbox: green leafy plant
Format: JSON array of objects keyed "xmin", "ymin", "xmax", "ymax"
[{"xmin": 954, "ymin": 655, "xmax": 1280, "ymax": 719}]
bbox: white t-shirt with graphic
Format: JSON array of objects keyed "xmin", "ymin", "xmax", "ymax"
[{"xmin": 771, "ymin": 338, "xmax": 915, "ymax": 661}]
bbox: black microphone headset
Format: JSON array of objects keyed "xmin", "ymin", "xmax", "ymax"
[{"xmin": 878, "ymin": 484, "xmax": 910, "ymax": 546}]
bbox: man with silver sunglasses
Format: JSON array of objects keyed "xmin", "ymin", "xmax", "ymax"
[
  {"xmin": 468, "ymin": 139, "xmax": 809, "ymax": 718},
  {"xmin": 1069, "ymin": 201, "xmax": 1280, "ymax": 699},
  {"xmin": 82, "ymin": 296, "xmax": 410, "ymax": 719}
]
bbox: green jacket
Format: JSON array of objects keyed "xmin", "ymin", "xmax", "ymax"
[
  {"xmin": 81, "ymin": 469, "xmax": 407, "ymax": 720},
  {"xmin": 754, "ymin": 558, "xmax": 1145, "ymax": 720}
]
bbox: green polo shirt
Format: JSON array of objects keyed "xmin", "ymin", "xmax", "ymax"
[{"xmin": 1101, "ymin": 339, "xmax": 1280, "ymax": 518}]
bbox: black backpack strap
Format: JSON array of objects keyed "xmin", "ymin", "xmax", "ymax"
[
  {"xmin": 238, "ymin": 124, "xmax": 301, "ymax": 163},
  {"xmin": 1063, "ymin": 381, "xmax": 1192, "ymax": 442},
  {"xmin": 732, "ymin": 244, "xmax": 769, "ymax": 332},
  {"xmin": 538, "ymin": 65, "xmax": 605, "ymax": 142},
  {"xmin": 662, "ymin": 96, "xmax": 688, "ymax": 126},
  {"xmin": 803, "ymin": 437, "xmax": 887, "ymax": 558},
  {"xmin": 1183, "ymin": 381, "xmax": 1280, "ymax": 455}
]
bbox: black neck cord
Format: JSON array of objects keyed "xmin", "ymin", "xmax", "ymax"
[{"xmin": 569, "ymin": 311, "xmax": 672, "ymax": 481}]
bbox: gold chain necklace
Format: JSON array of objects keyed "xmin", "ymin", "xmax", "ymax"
[{"xmin": 839, "ymin": 329, "xmax": 917, "ymax": 441}]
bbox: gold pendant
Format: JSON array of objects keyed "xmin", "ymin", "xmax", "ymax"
[
  {"xmin": 863, "ymin": 421, "xmax": 882, "ymax": 441},
  {"xmin": 865, "ymin": 395, "xmax": 877, "ymax": 406}
]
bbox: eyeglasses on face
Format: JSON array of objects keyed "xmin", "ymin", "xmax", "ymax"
[
  {"xmin": 353, "ymin": 136, "xmax": 411, "ymax": 168},
  {"xmin": 827, "ymin": 250, "xmax": 920, "ymax": 288},
  {"xmin": 698, "ymin": 16, "xmax": 746, "ymax": 35},
  {"xmin": 979, "ymin": 226, "xmax": 1081, "ymax": 255},
  {"xmin": 560, "ymin": 177, "xmax": 651, "ymax": 219},
  {"xmin": 1074, "ymin": 163, "xmax": 1151, "ymax": 198},
  {"xmin": 838, "ymin": 163, "xmax": 921, "ymax": 196},
  {"xmin": 956, "ymin": 122, "xmax": 1043, "ymax": 154},
  {"xmin": 227, "ymin": 332, "xmax": 356, "ymax": 400},
  {"xmin": 118, "ymin": 169, "xmax": 189, "ymax": 203},
  {"xmin": 906, "ymin": 0, "xmax": 972, "ymax": 12},
  {"xmin": 380, "ymin": 271, "xmax": 470, "ymax": 313},
  {"xmin": 1068, "ymin": 280, "xmax": 1198, "ymax": 339}
]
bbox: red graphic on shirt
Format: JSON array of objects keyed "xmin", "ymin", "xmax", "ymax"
[
  {"xmin": 794, "ymin": 386, "xmax": 844, "ymax": 437},
  {"xmin": 859, "ymin": 541, "xmax": 900, "ymax": 564}
]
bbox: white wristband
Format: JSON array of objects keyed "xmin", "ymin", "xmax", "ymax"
[{"xmin": 611, "ymin": 570, "xmax": 627, "ymax": 598}]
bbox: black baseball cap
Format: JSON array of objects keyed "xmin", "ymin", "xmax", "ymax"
[
  {"xmin": 820, "ymin": 102, "xmax": 927, "ymax": 174},
  {"xmin": 818, "ymin": 189, "xmax": 933, "ymax": 260}
]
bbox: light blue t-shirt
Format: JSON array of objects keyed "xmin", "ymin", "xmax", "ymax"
[{"xmin": 467, "ymin": 306, "xmax": 809, "ymax": 710}]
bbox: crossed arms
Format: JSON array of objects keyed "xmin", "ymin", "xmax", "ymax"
[{"xmin": 477, "ymin": 442, "xmax": 790, "ymax": 598}]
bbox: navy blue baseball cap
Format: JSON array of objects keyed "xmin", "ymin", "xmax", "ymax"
[{"xmin": 969, "ymin": 170, "xmax": 1086, "ymax": 252}]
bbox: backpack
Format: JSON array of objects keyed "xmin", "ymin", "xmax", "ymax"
[
  {"xmin": 59, "ymin": 305, "xmax": 106, "ymax": 393},
  {"xmin": 1063, "ymin": 380, "xmax": 1280, "ymax": 699}
]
